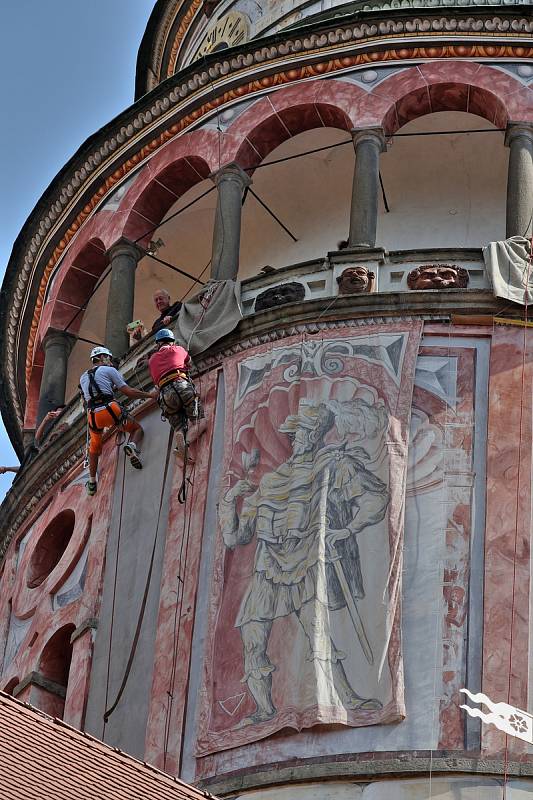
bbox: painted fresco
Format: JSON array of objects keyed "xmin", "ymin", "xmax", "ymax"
[
  {"xmin": 191, "ymin": 336, "xmax": 484, "ymax": 779},
  {"xmin": 197, "ymin": 322, "xmax": 422, "ymax": 754}
]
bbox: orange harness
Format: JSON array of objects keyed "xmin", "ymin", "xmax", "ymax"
[{"xmin": 158, "ymin": 370, "xmax": 188, "ymax": 388}]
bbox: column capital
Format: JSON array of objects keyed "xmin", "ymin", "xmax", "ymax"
[
  {"xmin": 106, "ymin": 236, "xmax": 144, "ymax": 262},
  {"xmin": 41, "ymin": 327, "xmax": 76, "ymax": 354},
  {"xmin": 210, "ymin": 161, "xmax": 252, "ymax": 190},
  {"xmin": 351, "ymin": 127, "xmax": 387, "ymax": 153},
  {"xmin": 505, "ymin": 122, "xmax": 533, "ymax": 148}
]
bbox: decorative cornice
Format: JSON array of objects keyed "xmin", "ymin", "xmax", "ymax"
[
  {"xmin": 198, "ymin": 754, "xmax": 533, "ymax": 796},
  {"xmin": 166, "ymin": 0, "xmax": 204, "ymax": 78},
  {"xmin": 2, "ymin": 10, "xmax": 533, "ymax": 453},
  {"xmin": 136, "ymin": 0, "xmax": 190, "ymax": 96},
  {"xmin": 140, "ymin": 0, "xmax": 533, "ymax": 94},
  {"xmin": 360, "ymin": 0, "xmax": 532, "ymax": 9},
  {"xmin": 191, "ymin": 289, "xmax": 503, "ymax": 374}
]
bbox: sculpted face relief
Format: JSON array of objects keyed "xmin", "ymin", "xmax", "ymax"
[
  {"xmin": 407, "ymin": 265, "xmax": 469, "ymax": 290},
  {"xmin": 254, "ymin": 282, "xmax": 306, "ymax": 312},
  {"xmin": 337, "ymin": 266, "xmax": 375, "ymax": 295}
]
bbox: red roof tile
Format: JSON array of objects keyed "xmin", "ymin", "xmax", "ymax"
[{"xmin": 0, "ymin": 691, "xmax": 217, "ymax": 800}]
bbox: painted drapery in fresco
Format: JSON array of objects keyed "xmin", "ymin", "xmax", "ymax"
[{"xmin": 197, "ymin": 322, "xmax": 422, "ymax": 755}]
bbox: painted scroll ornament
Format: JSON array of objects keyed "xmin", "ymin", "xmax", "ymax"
[{"xmin": 460, "ymin": 688, "xmax": 533, "ymax": 744}]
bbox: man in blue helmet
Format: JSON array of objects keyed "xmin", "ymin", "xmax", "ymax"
[{"xmin": 148, "ymin": 329, "xmax": 203, "ymax": 437}]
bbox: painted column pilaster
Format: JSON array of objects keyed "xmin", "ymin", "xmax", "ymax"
[
  {"xmin": 36, "ymin": 328, "xmax": 76, "ymax": 425},
  {"xmin": 349, "ymin": 127, "xmax": 386, "ymax": 248},
  {"xmin": 210, "ymin": 162, "xmax": 251, "ymax": 281},
  {"xmin": 104, "ymin": 237, "xmax": 143, "ymax": 359},
  {"xmin": 505, "ymin": 123, "xmax": 533, "ymax": 240}
]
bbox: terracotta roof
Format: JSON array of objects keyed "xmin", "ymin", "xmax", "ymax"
[{"xmin": 0, "ymin": 691, "xmax": 216, "ymax": 800}]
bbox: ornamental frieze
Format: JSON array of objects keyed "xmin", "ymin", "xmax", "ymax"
[
  {"xmin": 360, "ymin": 0, "xmax": 532, "ymax": 9},
  {"xmin": 144, "ymin": 0, "xmax": 533, "ymax": 89},
  {"xmin": 2, "ymin": 11, "xmax": 533, "ymax": 444}
]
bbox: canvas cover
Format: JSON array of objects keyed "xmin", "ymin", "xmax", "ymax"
[
  {"xmin": 177, "ymin": 280, "xmax": 242, "ymax": 355},
  {"xmin": 482, "ymin": 236, "xmax": 532, "ymax": 305},
  {"xmin": 197, "ymin": 321, "xmax": 422, "ymax": 755}
]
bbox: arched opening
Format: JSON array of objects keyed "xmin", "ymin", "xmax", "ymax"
[
  {"xmin": 48, "ymin": 239, "xmax": 108, "ymax": 334},
  {"xmin": 39, "ymin": 625, "xmax": 75, "ymax": 685},
  {"xmin": 37, "ymin": 624, "xmax": 76, "ymax": 718},
  {"xmin": 131, "ymin": 176, "xmax": 216, "ymax": 326},
  {"xmin": 123, "ymin": 156, "xmax": 211, "ymax": 246},
  {"xmin": 42, "ymin": 238, "xmax": 109, "ymax": 406},
  {"xmin": 27, "ymin": 510, "xmax": 75, "ymax": 588},
  {"xmin": 238, "ymin": 126, "xmax": 353, "ymax": 278},
  {"xmin": 377, "ymin": 111, "xmax": 507, "ymax": 251}
]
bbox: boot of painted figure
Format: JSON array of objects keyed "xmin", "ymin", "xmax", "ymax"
[
  {"xmin": 329, "ymin": 659, "xmax": 382, "ymax": 710},
  {"xmin": 240, "ymin": 673, "xmax": 277, "ymax": 725}
]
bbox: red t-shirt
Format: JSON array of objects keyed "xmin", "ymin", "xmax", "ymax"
[{"xmin": 149, "ymin": 344, "xmax": 190, "ymax": 385}]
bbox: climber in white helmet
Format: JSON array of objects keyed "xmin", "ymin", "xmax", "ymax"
[{"xmin": 79, "ymin": 346, "xmax": 157, "ymax": 497}]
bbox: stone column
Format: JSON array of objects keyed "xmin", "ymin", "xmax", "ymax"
[
  {"xmin": 505, "ymin": 123, "xmax": 533, "ymax": 240},
  {"xmin": 210, "ymin": 162, "xmax": 251, "ymax": 281},
  {"xmin": 349, "ymin": 127, "xmax": 386, "ymax": 248},
  {"xmin": 104, "ymin": 237, "xmax": 143, "ymax": 359},
  {"xmin": 36, "ymin": 329, "xmax": 76, "ymax": 425}
]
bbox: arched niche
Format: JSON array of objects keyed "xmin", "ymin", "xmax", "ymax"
[{"xmin": 36, "ymin": 624, "xmax": 76, "ymax": 718}]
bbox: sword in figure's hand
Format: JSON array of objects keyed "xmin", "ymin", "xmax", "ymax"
[{"xmin": 328, "ymin": 540, "xmax": 374, "ymax": 665}]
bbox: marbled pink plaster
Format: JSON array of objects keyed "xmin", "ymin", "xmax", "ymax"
[
  {"xmin": 370, "ymin": 61, "xmax": 529, "ymax": 131},
  {"xmin": 371, "ymin": 66, "xmax": 428, "ymax": 102},
  {"xmin": 424, "ymin": 346, "xmax": 476, "ymax": 750},
  {"xmin": 395, "ymin": 86, "xmax": 432, "ymax": 128},
  {"xmin": 429, "ymin": 82, "xmax": 469, "ymax": 114},
  {"xmin": 0, "ymin": 440, "xmax": 118, "ymax": 729},
  {"xmin": 483, "ymin": 326, "xmax": 533, "ymax": 757},
  {"xmin": 270, "ymin": 80, "xmax": 326, "ymax": 110}
]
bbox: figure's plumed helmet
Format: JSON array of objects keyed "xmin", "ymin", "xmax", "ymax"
[{"xmin": 279, "ymin": 407, "xmax": 317, "ymax": 433}]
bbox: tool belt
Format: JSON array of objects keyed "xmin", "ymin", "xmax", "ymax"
[{"xmin": 158, "ymin": 370, "xmax": 188, "ymax": 388}]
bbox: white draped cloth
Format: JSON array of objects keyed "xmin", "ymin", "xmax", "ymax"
[
  {"xmin": 176, "ymin": 279, "xmax": 242, "ymax": 355},
  {"xmin": 482, "ymin": 236, "xmax": 532, "ymax": 305}
]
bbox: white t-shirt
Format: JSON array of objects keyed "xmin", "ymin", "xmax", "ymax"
[{"xmin": 79, "ymin": 365, "xmax": 127, "ymax": 407}]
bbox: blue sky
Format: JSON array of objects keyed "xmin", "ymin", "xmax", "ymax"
[{"xmin": 0, "ymin": 0, "xmax": 156, "ymax": 500}]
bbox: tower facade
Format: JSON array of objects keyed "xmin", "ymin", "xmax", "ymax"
[{"xmin": 1, "ymin": 2, "xmax": 533, "ymax": 798}]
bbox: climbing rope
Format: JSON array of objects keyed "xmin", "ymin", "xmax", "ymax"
[
  {"xmin": 103, "ymin": 427, "xmax": 175, "ymax": 724},
  {"xmin": 163, "ymin": 456, "xmax": 197, "ymax": 767},
  {"xmin": 102, "ymin": 450, "xmax": 127, "ymax": 740},
  {"xmin": 178, "ymin": 421, "xmax": 189, "ymax": 505}
]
